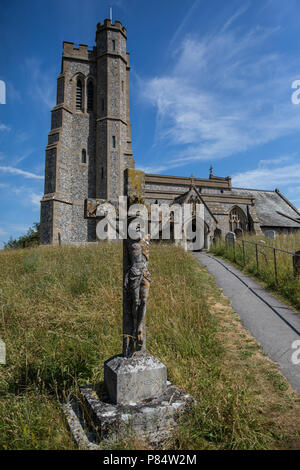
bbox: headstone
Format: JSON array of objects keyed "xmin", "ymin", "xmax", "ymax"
[
  {"xmin": 0, "ymin": 340, "xmax": 6, "ymax": 365},
  {"xmin": 293, "ymin": 250, "xmax": 300, "ymax": 278},
  {"xmin": 225, "ymin": 231, "xmax": 236, "ymax": 246},
  {"xmin": 265, "ymin": 230, "xmax": 276, "ymax": 240},
  {"xmin": 234, "ymin": 228, "xmax": 243, "ymax": 239}
]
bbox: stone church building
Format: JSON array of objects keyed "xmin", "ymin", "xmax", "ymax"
[{"xmin": 40, "ymin": 19, "xmax": 300, "ymax": 246}]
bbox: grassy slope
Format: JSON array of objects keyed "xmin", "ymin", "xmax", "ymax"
[
  {"xmin": 0, "ymin": 243, "xmax": 300, "ymax": 450},
  {"xmin": 210, "ymin": 233, "xmax": 300, "ymax": 311}
]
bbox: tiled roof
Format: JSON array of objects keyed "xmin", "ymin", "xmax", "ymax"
[{"xmin": 231, "ymin": 188, "xmax": 300, "ymax": 228}]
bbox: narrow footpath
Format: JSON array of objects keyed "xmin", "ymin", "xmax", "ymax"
[{"xmin": 193, "ymin": 252, "xmax": 300, "ymax": 394}]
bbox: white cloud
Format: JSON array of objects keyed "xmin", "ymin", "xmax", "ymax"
[
  {"xmin": 0, "ymin": 123, "xmax": 10, "ymax": 132},
  {"xmin": 29, "ymin": 192, "xmax": 42, "ymax": 207},
  {"xmin": 24, "ymin": 58, "xmax": 56, "ymax": 110},
  {"xmin": 136, "ymin": 164, "xmax": 170, "ymax": 174},
  {"xmin": 220, "ymin": 2, "xmax": 250, "ymax": 33},
  {"xmin": 168, "ymin": 0, "xmax": 203, "ymax": 52},
  {"xmin": 0, "ymin": 228, "xmax": 7, "ymax": 236},
  {"xmin": 232, "ymin": 158, "xmax": 300, "ymax": 189},
  {"xmin": 0, "ymin": 166, "xmax": 43, "ymax": 180},
  {"xmin": 141, "ymin": 23, "xmax": 300, "ymax": 167}
]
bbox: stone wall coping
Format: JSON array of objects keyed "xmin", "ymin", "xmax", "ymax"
[{"xmin": 145, "ymin": 173, "xmax": 231, "ymax": 188}]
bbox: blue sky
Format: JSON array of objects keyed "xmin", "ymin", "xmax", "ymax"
[{"xmin": 1, "ymin": 0, "xmax": 300, "ymax": 245}]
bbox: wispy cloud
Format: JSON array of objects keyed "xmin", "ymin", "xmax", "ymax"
[
  {"xmin": 24, "ymin": 58, "xmax": 56, "ymax": 109},
  {"xmin": 232, "ymin": 157, "xmax": 300, "ymax": 190},
  {"xmin": 168, "ymin": 0, "xmax": 203, "ymax": 52},
  {"xmin": 11, "ymin": 149, "xmax": 34, "ymax": 166},
  {"xmin": 136, "ymin": 164, "xmax": 170, "ymax": 174},
  {"xmin": 141, "ymin": 18, "xmax": 300, "ymax": 168},
  {"xmin": 0, "ymin": 182, "xmax": 42, "ymax": 212},
  {"xmin": 0, "ymin": 165, "xmax": 43, "ymax": 180},
  {"xmin": 0, "ymin": 123, "xmax": 10, "ymax": 132},
  {"xmin": 29, "ymin": 192, "xmax": 42, "ymax": 207},
  {"xmin": 220, "ymin": 2, "xmax": 250, "ymax": 33}
]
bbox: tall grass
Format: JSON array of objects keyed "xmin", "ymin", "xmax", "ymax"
[
  {"xmin": 210, "ymin": 233, "xmax": 300, "ymax": 310},
  {"xmin": 0, "ymin": 243, "xmax": 300, "ymax": 449}
]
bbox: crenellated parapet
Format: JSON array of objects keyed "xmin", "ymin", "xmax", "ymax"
[
  {"xmin": 62, "ymin": 41, "xmax": 96, "ymax": 61},
  {"xmin": 96, "ymin": 19, "xmax": 127, "ymax": 39}
]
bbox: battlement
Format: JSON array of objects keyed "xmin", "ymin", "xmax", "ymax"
[
  {"xmin": 96, "ymin": 19, "xmax": 127, "ymax": 37},
  {"xmin": 62, "ymin": 41, "xmax": 95, "ymax": 60}
]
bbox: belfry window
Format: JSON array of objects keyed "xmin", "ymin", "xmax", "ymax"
[
  {"xmin": 87, "ymin": 80, "xmax": 94, "ymax": 112},
  {"xmin": 81, "ymin": 149, "xmax": 87, "ymax": 164},
  {"xmin": 76, "ymin": 78, "xmax": 83, "ymax": 110},
  {"xmin": 112, "ymin": 136, "xmax": 116, "ymax": 148},
  {"xmin": 112, "ymin": 39, "xmax": 116, "ymax": 51}
]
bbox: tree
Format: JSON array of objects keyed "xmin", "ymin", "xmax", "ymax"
[{"xmin": 3, "ymin": 223, "xmax": 40, "ymax": 249}]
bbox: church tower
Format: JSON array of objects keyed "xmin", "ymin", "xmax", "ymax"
[{"xmin": 40, "ymin": 19, "xmax": 134, "ymax": 245}]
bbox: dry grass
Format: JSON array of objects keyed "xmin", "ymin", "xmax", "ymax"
[
  {"xmin": 0, "ymin": 243, "xmax": 300, "ymax": 449},
  {"xmin": 210, "ymin": 232, "xmax": 300, "ymax": 310}
]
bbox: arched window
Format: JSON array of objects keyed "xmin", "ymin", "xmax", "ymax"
[
  {"xmin": 229, "ymin": 206, "xmax": 247, "ymax": 233},
  {"xmin": 87, "ymin": 80, "xmax": 94, "ymax": 112},
  {"xmin": 76, "ymin": 78, "xmax": 83, "ymax": 110},
  {"xmin": 81, "ymin": 149, "xmax": 87, "ymax": 164}
]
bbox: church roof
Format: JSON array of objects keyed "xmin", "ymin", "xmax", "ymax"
[
  {"xmin": 173, "ymin": 185, "xmax": 218, "ymax": 223},
  {"xmin": 231, "ymin": 188, "xmax": 300, "ymax": 228}
]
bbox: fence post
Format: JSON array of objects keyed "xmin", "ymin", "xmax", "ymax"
[
  {"xmin": 242, "ymin": 240, "xmax": 245, "ymax": 266},
  {"xmin": 255, "ymin": 243, "xmax": 259, "ymax": 273},
  {"xmin": 293, "ymin": 251, "xmax": 300, "ymax": 278},
  {"xmin": 273, "ymin": 248, "xmax": 278, "ymax": 284}
]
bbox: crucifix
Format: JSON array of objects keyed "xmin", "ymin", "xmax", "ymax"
[{"xmin": 85, "ymin": 169, "xmax": 151, "ymax": 358}]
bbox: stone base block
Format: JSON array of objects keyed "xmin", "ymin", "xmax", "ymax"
[
  {"xmin": 63, "ymin": 382, "xmax": 195, "ymax": 448},
  {"xmin": 104, "ymin": 354, "xmax": 167, "ymax": 405}
]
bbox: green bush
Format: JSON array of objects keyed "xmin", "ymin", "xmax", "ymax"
[{"xmin": 3, "ymin": 223, "xmax": 40, "ymax": 249}]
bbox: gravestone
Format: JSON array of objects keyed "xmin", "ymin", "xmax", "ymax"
[
  {"xmin": 63, "ymin": 169, "xmax": 195, "ymax": 448},
  {"xmin": 0, "ymin": 340, "xmax": 6, "ymax": 365},
  {"xmin": 225, "ymin": 231, "xmax": 236, "ymax": 246},
  {"xmin": 234, "ymin": 228, "xmax": 243, "ymax": 239},
  {"xmin": 265, "ymin": 230, "xmax": 276, "ymax": 240}
]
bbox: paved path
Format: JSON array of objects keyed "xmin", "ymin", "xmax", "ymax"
[{"xmin": 193, "ymin": 252, "xmax": 300, "ymax": 395}]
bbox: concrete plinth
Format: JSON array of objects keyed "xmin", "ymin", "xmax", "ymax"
[
  {"xmin": 104, "ymin": 354, "xmax": 167, "ymax": 405},
  {"xmin": 63, "ymin": 382, "xmax": 195, "ymax": 448}
]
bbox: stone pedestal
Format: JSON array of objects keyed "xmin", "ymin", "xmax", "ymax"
[
  {"xmin": 63, "ymin": 382, "xmax": 195, "ymax": 448},
  {"xmin": 104, "ymin": 354, "xmax": 167, "ymax": 405}
]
